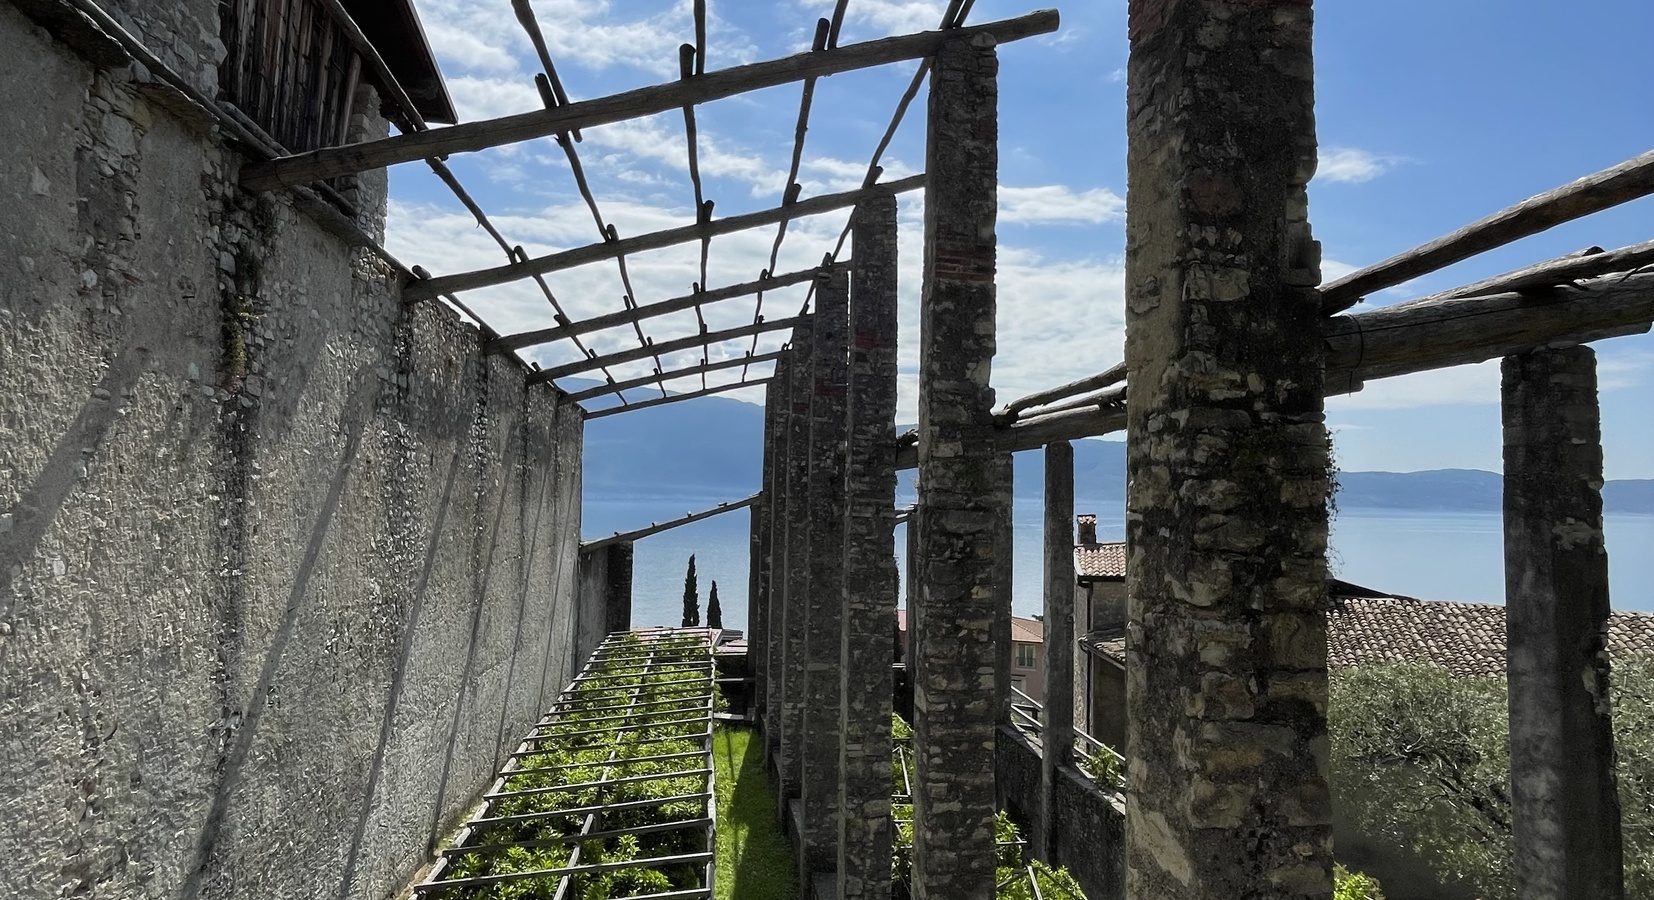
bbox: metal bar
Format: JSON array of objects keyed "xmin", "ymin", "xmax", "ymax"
[
  {"xmin": 532, "ymin": 316, "xmax": 807, "ymax": 383},
  {"xmin": 504, "ymin": 749, "xmax": 706, "ymax": 776},
  {"xmin": 581, "ymin": 494, "xmax": 761, "ymax": 551},
  {"xmin": 415, "ymin": 851, "xmax": 714, "ymax": 891},
  {"xmin": 485, "ymin": 768, "xmax": 711, "ymax": 802},
  {"xmin": 438, "ymin": 816, "xmax": 714, "ymax": 857}
]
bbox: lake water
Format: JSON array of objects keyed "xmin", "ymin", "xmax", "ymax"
[{"xmin": 583, "ymin": 497, "xmax": 1654, "ymax": 631}]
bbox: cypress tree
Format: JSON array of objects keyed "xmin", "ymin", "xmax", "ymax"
[
  {"xmin": 706, "ymin": 581, "xmax": 723, "ymax": 630},
  {"xmin": 681, "ymin": 554, "xmax": 700, "ymax": 627}
]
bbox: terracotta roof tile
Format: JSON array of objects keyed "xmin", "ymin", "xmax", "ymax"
[
  {"xmin": 1075, "ymin": 541, "xmax": 1126, "ymax": 580},
  {"xmin": 1011, "ymin": 616, "xmax": 1043, "ymax": 643}
]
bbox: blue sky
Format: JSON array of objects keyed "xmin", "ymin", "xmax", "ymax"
[{"xmin": 384, "ymin": 0, "xmax": 1653, "ymax": 480}]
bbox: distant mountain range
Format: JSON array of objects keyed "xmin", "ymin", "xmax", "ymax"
[{"xmin": 576, "ymin": 383, "xmax": 1654, "ymax": 514}]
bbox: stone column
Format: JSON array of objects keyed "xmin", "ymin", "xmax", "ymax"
[
  {"xmin": 912, "ymin": 35, "xmax": 1005, "ymax": 900},
  {"xmin": 1037, "ymin": 441, "xmax": 1075, "ymax": 862},
  {"xmin": 799, "ymin": 268, "xmax": 852, "ymax": 882},
  {"xmin": 994, "ymin": 454, "xmax": 1015, "ymax": 725},
  {"xmin": 838, "ymin": 194, "xmax": 900, "ymax": 900},
  {"xmin": 603, "ymin": 542, "xmax": 633, "ymax": 636},
  {"xmin": 1123, "ymin": 2, "xmax": 1331, "ymax": 898},
  {"xmin": 773, "ymin": 324, "xmax": 816, "ymax": 800},
  {"xmin": 754, "ymin": 368, "xmax": 788, "ymax": 728},
  {"xmin": 1502, "ymin": 345, "xmax": 1624, "ymax": 900}
]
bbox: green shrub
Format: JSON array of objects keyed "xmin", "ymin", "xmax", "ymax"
[{"xmin": 1333, "ymin": 864, "xmax": 1385, "ymax": 900}]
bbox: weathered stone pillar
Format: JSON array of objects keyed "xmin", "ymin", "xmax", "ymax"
[
  {"xmin": 838, "ymin": 194, "xmax": 900, "ymax": 900},
  {"xmin": 799, "ymin": 268, "xmax": 852, "ymax": 882},
  {"xmin": 912, "ymin": 34, "xmax": 1005, "ymax": 900},
  {"xmin": 754, "ymin": 367, "xmax": 789, "ymax": 728},
  {"xmin": 1037, "ymin": 441, "xmax": 1075, "ymax": 862},
  {"xmin": 603, "ymin": 542, "xmax": 633, "ymax": 637},
  {"xmin": 1502, "ymin": 345, "xmax": 1624, "ymax": 900},
  {"xmin": 773, "ymin": 323, "xmax": 816, "ymax": 801},
  {"xmin": 1123, "ymin": 1, "xmax": 1331, "ymax": 898},
  {"xmin": 994, "ymin": 454, "xmax": 1015, "ymax": 725}
]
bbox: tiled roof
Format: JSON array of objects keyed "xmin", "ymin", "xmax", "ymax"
[
  {"xmin": 1075, "ymin": 541, "xmax": 1126, "ymax": 580},
  {"xmin": 1080, "ymin": 596, "xmax": 1654, "ymax": 678},
  {"xmin": 1012, "ymin": 616, "xmax": 1043, "ymax": 644}
]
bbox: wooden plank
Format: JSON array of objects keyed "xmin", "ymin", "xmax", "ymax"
[
  {"xmin": 405, "ymin": 179, "xmax": 915, "ymax": 300},
  {"xmin": 998, "ymin": 361, "xmax": 1126, "ymax": 419},
  {"xmin": 567, "ymin": 351, "xmax": 786, "ymax": 402},
  {"xmin": 1322, "ymin": 149, "xmax": 1654, "ymax": 314},
  {"xmin": 583, "ymin": 378, "xmax": 773, "ymax": 420},
  {"xmin": 240, "ymin": 9, "xmax": 1060, "ymax": 190},
  {"xmin": 530, "ymin": 315, "xmax": 805, "ymax": 383},
  {"xmin": 1419, "ymin": 238, "xmax": 1654, "ymax": 303},
  {"xmin": 489, "ymin": 267, "xmax": 826, "ymax": 353},
  {"xmin": 582, "ymin": 494, "xmax": 762, "ymax": 550}
]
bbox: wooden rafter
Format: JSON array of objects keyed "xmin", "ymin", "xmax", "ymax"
[
  {"xmin": 584, "ymin": 378, "xmax": 772, "ymax": 420},
  {"xmin": 404, "ymin": 178, "xmax": 918, "ymax": 301},
  {"xmin": 1420, "ymin": 238, "xmax": 1654, "ymax": 304},
  {"xmin": 530, "ymin": 315, "xmax": 806, "ymax": 384},
  {"xmin": 488, "ymin": 267, "xmax": 828, "ymax": 354},
  {"xmin": 239, "ymin": 10, "xmax": 1061, "ymax": 191},
  {"xmin": 567, "ymin": 351, "xmax": 786, "ymax": 403},
  {"xmin": 581, "ymin": 494, "xmax": 761, "ymax": 550},
  {"xmin": 1321, "ymin": 148, "xmax": 1654, "ymax": 314}
]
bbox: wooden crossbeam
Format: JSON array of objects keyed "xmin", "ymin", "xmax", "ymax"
[
  {"xmin": 997, "ymin": 361, "xmax": 1125, "ymax": 420},
  {"xmin": 1421, "ymin": 238, "xmax": 1654, "ymax": 304},
  {"xmin": 1321, "ymin": 148, "xmax": 1654, "ymax": 314},
  {"xmin": 567, "ymin": 350, "xmax": 786, "ymax": 403},
  {"xmin": 530, "ymin": 315, "xmax": 806, "ymax": 384},
  {"xmin": 489, "ymin": 267, "xmax": 827, "ymax": 353},
  {"xmin": 239, "ymin": 10, "xmax": 1060, "ymax": 191},
  {"xmin": 405, "ymin": 178, "xmax": 916, "ymax": 301},
  {"xmin": 581, "ymin": 494, "xmax": 761, "ymax": 550},
  {"xmin": 584, "ymin": 378, "xmax": 772, "ymax": 420},
  {"xmin": 894, "ymin": 272, "xmax": 1654, "ymax": 468}
]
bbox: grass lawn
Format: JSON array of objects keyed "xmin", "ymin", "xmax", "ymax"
[{"xmin": 713, "ymin": 726, "xmax": 797, "ymax": 900}]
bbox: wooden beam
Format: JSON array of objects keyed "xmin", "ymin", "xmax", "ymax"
[
  {"xmin": 406, "ymin": 178, "xmax": 918, "ymax": 301},
  {"xmin": 997, "ymin": 361, "xmax": 1125, "ymax": 419},
  {"xmin": 581, "ymin": 494, "xmax": 761, "ymax": 550},
  {"xmin": 489, "ymin": 267, "xmax": 827, "ymax": 353},
  {"xmin": 239, "ymin": 10, "xmax": 1061, "ymax": 191},
  {"xmin": 1325, "ymin": 271, "xmax": 1654, "ymax": 383},
  {"xmin": 530, "ymin": 315, "xmax": 806, "ymax": 384},
  {"xmin": 566, "ymin": 350, "xmax": 786, "ymax": 402},
  {"xmin": 1421, "ymin": 238, "xmax": 1654, "ymax": 304},
  {"xmin": 584, "ymin": 378, "xmax": 772, "ymax": 420},
  {"xmin": 1322, "ymin": 149, "xmax": 1654, "ymax": 314},
  {"xmin": 892, "ymin": 272, "xmax": 1654, "ymax": 468}
]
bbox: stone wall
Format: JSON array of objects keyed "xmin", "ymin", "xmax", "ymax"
[
  {"xmin": 0, "ymin": 9, "xmax": 588, "ymax": 900},
  {"xmin": 995, "ymin": 726, "xmax": 1127, "ymax": 900}
]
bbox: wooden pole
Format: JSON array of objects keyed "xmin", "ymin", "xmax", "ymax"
[
  {"xmin": 582, "ymin": 378, "xmax": 771, "ymax": 419},
  {"xmin": 998, "ymin": 361, "xmax": 1125, "ymax": 419},
  {"xmin": 406, "ymin": 178, "xmax": 921, "ymax": 301},
  {"xmin": 1322, "ymin": 148, "xmax": 1654, "ymax": 314},
  {"xmin": 1415, "ymin": 238, "xmax": 1654, "ymax": 304},
  {"xmin": 489, "ymin": 268, "xmax": 827, "ymax": 353},
  {"xmin": 239, "ymin": 10, "xmax": 1061, "ymax": 191},
  {"xmin": 530, "ymin": 315, "xmax": 807, "ymax": 383},
  {"xmin": 580, "ymin": 494, "xmax": 760, "ymax": 550},
  {"xmin": 566, "ymin": 351, "xmax": 785, "ymax": 403}
]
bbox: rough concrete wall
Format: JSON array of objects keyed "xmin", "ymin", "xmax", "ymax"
[
  {"xmin": 0, "ymin": 11, "xmax": 584, "ymax": 900},
  {"xmin": 996, "ymin": 725, "xmax": 1126, "ymax": 900}
]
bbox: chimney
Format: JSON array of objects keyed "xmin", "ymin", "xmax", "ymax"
[{"xmin": 1076, "ymin": 513, "xmax": 1097, "ymax": 546}]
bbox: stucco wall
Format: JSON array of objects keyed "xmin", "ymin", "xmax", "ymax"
[{"xmin": 0, "ymin": 8, "xmax": 587, "ymax": 899}]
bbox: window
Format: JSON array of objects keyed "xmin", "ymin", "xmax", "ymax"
[{"xmin": 1015, "ymin": 643, "xmax": 1036, "ymax": 669}]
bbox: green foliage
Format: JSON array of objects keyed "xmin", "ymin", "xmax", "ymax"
[
  {"xmin": 706, "ymin": 581, "xmax": 724, "ymax": 629},
  {"xmin": 1333, "ymin": 864, "xmax": 1385, "ymax": 900},
  {"xmin": 683, "ymin": 555, "xmax": 700, "ymax": 627},
  {"xmin": 1330, "ymin": 659, "xmax": 1654, "ymax": 900},
  {"xmin": 1077, "ymin": 747, "xmax": 1123, "ymax": 791},
  {"xmin": 713, "ymin": 726, "xmax": 797, "ymax": 899}
]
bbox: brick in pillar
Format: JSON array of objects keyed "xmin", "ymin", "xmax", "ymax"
[
  {"xmin": 754, "ymin": 370, "xmax": 788, "ymax": 728},
  {"xmin": 1123, "ymin": 1, "xmax": 1331, "ymax": 897},
  {"xmin": 773, "ymin": 327, "xmax": 816, "ymax": 799},
  {"xmin": 799, "ymin": 267, "xmax": 852, "ymax": 882},
  {"xmin": 912, "ymin": 35, "xmax": 1005, "ymax": 900},
  {"xmin": 1502, "ymin": 345, "xmax": 1624, "ymax": 900},
  {"xmin": 1037, "ymin": 441, "xmax": 1075, "ymax": 862},
  {"xmin": 838, "ymin": 194, "xmax": 900, "ymax": 900}
]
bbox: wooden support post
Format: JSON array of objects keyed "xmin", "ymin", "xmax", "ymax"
[
  {"xmin": 799, "ymin": 269, "xmax": 852, "ymax": 889},
  {"xmin": 1502, "ymin": 345, "xmax": 1624, "ymax": 900},
  {"xmin": 911, "ymin": 35, "xmax": 1004, "ymax": 900},
  {"xmin": 1037, "ymin": 440, "xmax": 1075, "ymax": 863},
  {"xmin": 1123, "ymin": 1, "xmax": 1330, "ymax": 898},
  {"xmin": 838, "ymin": 194, "xmax": 900, "ymax": 900}
]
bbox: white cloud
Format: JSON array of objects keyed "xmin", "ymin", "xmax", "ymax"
[
  {"xmin": 1328, "ymin": 361, "xmax": 1499, "ymax": 410},
  {"xmin": 1316, "ymin": 147, "xmax": 1395, "ymax": 184},
  {"xmin": 1000, "ymin": 185, "xmax": 1125, "ymax": 225}
]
